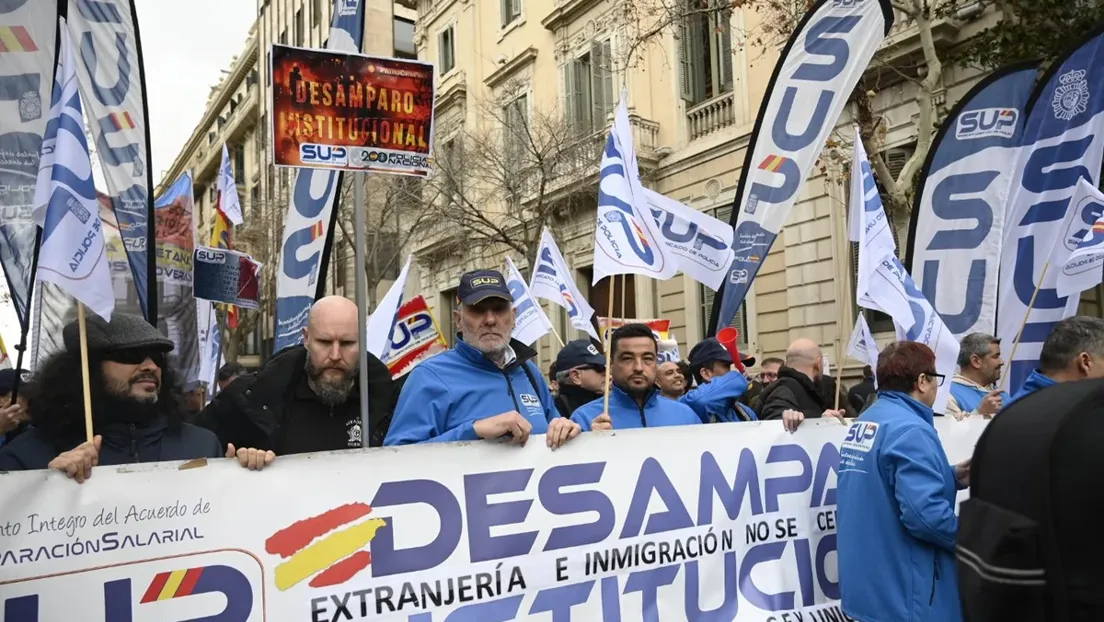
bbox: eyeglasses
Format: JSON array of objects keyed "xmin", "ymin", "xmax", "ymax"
[
  {"xmin": 103, "ymin": 349, "xmax": 166, "ymax": 368},
  {"xmin": 923, "ymin": 371, "xmax": 946, "ymax": 386}
]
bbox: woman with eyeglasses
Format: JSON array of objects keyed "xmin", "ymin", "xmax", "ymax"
[{"xmin": 835, "ymin": 340, "xmax": 970, "ymax": 622}]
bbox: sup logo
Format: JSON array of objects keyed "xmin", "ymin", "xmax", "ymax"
[
  {"xmin": 1, "ymin": 554, "xmax": 262, "ymax": 621},
  {"xmin": 842, "ymin": 421, "xmax": 879, "ymax": 452},
  {"xmin": 300, "ymin": 144, "xmax": 348, "ymax": 166},
  {"xmin": 265, "ymin": 502, "xmax": 387, "ymax": 591},
  {"xmin": 956, "ymin": 108, "xmax": 1018, "ymax": 140}
]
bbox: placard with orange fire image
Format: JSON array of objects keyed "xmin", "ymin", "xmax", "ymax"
[{"xmin": 270, "ymin": 44, "xmax": 436, "ymax": 177}]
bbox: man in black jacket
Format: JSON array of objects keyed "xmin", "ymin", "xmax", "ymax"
[
  {"xmin": 197, "ymin": 296, "xmax": 397, "ymax": 470},
  {"xmin": 0, "ymin": 313, "xmax": 222, "ymax": 481},
  {"xmin": 758, "ymin": 338, "xmax": 847, "ymax": 432}
]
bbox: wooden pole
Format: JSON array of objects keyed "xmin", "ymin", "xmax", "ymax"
[
  {"xmin": 1001, "ymin": 260, "xmax": 1050, "ymax": 391},
  {"xmin": 833, "ymin": 338, "xmax": 843, "ymax": 412},
  {"xmin": 619, "ymin": 274, "xmax": 627, "ymax": 321},
  {"xmin": 77, "ymin": 303, "xmax": 95, "ymax": 444},
  {"xmin": 601, "ymin": 277, "xmax": 616, "ymax": 415}
]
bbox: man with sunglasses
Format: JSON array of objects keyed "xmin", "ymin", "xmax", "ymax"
[
  {"xmin": 553, "ymin": 340, "xmax": 607, "ymax": 418},
  {"xmin": 0, "ymin": 313, "xmax": 223, "ymax": 481}
]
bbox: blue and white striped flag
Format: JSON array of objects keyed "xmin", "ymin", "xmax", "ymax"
[{"xmin": 32, "ymin": 23, "xmax": 113, "ymax": 321}]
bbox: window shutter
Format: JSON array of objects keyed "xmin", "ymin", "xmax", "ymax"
[
  {"xmin": 718, "ymin": 10, "xmax": 734, "ymax": 92},
  {"xmin": 564, "ymin": 61, "xmax": 578, "ymax": 134},
  {"xmin": 446, "ymin": 29, "xmax": 455, "ymax": 73},
  {"xmin": 591, "ymin": 40, "xmax": 613, "ymax": 129},
  {"xmin": 678, "ymin": 18, "xmax": 694, "ymax": 103},
  {"xmin": 500, "ymin": 0, "xmax": 510, "ymax": 27},
  {"xmin": 509, "ymin": 0, "xmax": 520, "ymax": 21}
]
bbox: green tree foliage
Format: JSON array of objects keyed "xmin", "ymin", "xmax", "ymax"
[{"xmin": 948, "ymin": 0, "xmax": 1103, "ymax": 69}]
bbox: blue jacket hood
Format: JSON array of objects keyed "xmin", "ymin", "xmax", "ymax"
[
  {"xmin": 384, "ymin": 339, "xmax": 557, "ymax": 445},
  {"xmin": 836, "ymin": 390, "xmax": 962, "ymax": 622},
  {"xmin": 570, "ymin": 384, "xmax": 700, "ymax": 431},
  {"xmin": 1006, "ymin": 369, "xmax": 1056, "ymax": 407}
]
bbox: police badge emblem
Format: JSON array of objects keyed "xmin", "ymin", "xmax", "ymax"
[
  {"xmin": 1052, "ymin": 69, "xmax": 1089, "ymax": 122},
  {"xmin": 19, "ymin": 90, "xmax": 41, "ymax": 122}
]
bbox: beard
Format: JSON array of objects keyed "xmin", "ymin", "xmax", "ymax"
[
  {"xmin": 95, "ymin": 373, "xmax": 162, "ymax": 424},
  {"xmin": 305, "ymin": 358, "xmax": 357, "ymax": 406}
]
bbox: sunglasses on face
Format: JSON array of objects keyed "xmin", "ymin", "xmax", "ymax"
[{"xmin": 103, "ymin": 349, "xmax": 166, "ymax": 368}]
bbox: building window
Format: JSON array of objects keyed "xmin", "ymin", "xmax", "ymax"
[
  {"xmin": 335, "ymin": 238, "xmax": 348, "ymax": 290},
  {"xmin": 438, "ymin": 25, "xmax": 455, "ymax": 74},
  {"xmin": 503, "ymin": 94, "xmax": 529, "ymax": 168},
  {"xmin": 279, "ymin": 29, "xmax": 287, "ymax": 45},
  {"xmin": 441, "ymin": 288, "xmax": 459, "ymax": 346},
  {"xmin": 233, "ymin": 146, "xmax": 245, "ymax": 182},
  {"xmin": 393, "ymin": 17, "xmax": 416, "ymax": 60},
  {"xmin": 564, "ymin": 39, "xmax": 613, "ymax": 136},
  {"xmin": 500, "ymin": 0, "xmax": 521, "ymax": 27},
  {"xmin": 678, "ymin": 2, "xmax": 733, "ymax": 106},
  {"xmin": 209, "ymin": 186, "xmax": 218, "ymax": 204},
  {"xmin": 580, "ymin": 267, "xmax": 636, "ymax": 320},
  {"xmin": 266, "ymin": 51, "xmax": 271, "ymax": 86},
  {"xmin": 699, "ymin": 205, "xmax": 748, "ymax": 349},
  {"xmin": 312, "ymin": 0, "xmax": 322, "ymax": 27},
  {"xmin": 295, "ymin": 8, "xmax": 304, "ymax": 46}
]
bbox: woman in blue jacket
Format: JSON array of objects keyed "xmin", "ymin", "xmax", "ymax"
[{"xmin": 837, "ymin": 341, "xmax": 970, "ymax": 622}]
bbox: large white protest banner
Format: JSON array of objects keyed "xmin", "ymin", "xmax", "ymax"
[{"xmin": 0, "ymin": 419, "xmax": 984, "ymax": 621}]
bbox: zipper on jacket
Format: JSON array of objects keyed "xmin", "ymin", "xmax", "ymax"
[
  {"xmin": 930, "ymin": 556, "xmax": 939, "ymax": 605},
  {"xmin": 129, "ymin": 424, "xmax": 140, "ymax": 462},
  {"xmin": 637, "ymin": 403, "xmax": 647, "ymax": 427},
  {"xmin": 502, "ymin": 370, "xmax": 522, "ymax": 413}
]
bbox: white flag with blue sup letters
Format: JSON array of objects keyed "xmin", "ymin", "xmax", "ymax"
[{"xmin": 32, "ymin": 22, "xmax": 113, "ymax": 321}]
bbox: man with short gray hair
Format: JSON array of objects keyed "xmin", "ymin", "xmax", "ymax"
[
  {"xmin": 1007, "ymin": 316, "xmax": 1104, "ymax": 406},
  {"xmin": 946, "ymin": 332, "xmax": 1007, "ymax": 420}
]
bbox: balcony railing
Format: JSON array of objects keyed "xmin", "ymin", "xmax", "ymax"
[{"xmin": 686, "ymin": 92, "xmax": 735, "ymax": 141}]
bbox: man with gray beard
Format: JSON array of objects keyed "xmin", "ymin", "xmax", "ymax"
[{"xmin": 197, "ymin": 297, "xmax": 397, "ymax": 469}]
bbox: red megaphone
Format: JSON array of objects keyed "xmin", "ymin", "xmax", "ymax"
[{"xmin": 717, "ymin": 327, "xmax": 746, "ymax": 372}]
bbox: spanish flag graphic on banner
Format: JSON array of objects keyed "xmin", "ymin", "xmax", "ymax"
[{"xmin": 209, "ymin": 208, "xmax": 239, "ymax": 329}]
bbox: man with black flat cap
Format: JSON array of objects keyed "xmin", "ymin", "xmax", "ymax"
[
  {"xmin": 553, "ymin": 339, "xmax": 607, "ymax": 417},
  {"xmin": 385, "ymin": 269, "xmax": 580, "ymax": 449},
  {"xmin": 0, "ymin": 313, "xmax": 222, "ymax": 481},
  {"xmin": 681, "ymin": 337, "xmax": 758, "ymax": 422}
]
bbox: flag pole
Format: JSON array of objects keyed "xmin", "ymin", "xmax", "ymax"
[
  {"xmin": 833, "ymin": 338, "xmax": 843, "ymax": 412},
  {"xmin": 77, "ymin": 303, "xmax": 95, "ymax": 443},
  {"xmin": 601, "ymin": 277, "xmax": 616, "ymax": 415},
  {"xmin": 619, "ymin": 274, "xmax": 627, "ymax": 321},
  {"xmin": 353, "ymin": 172, "xmax": 371, "ymax": 447},
  {"xmin": 1001, "ymin": 260, "xmax": 1051, "ymax": 391},
  {"xmin": 9, "ymin": 226, "xmax": 43, "ymax": 404}
]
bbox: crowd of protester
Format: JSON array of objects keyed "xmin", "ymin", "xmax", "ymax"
[{"xmin": 4, "ymin": 268, "xmax": 1104, "ymax": 619}]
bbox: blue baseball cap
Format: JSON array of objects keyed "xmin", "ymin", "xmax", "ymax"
[
  {"xmin": 457, "ymin": 269, "xmax": 513, "ymax": 306},
  {"xmin": 689, "ymin": 338, "xmax": 755, "ymax": 371},
  {"xmin": 555, "ymin": 340, "xmax": 606, "ymax": 371}
]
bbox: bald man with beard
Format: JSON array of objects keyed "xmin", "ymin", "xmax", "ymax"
[
  {"xmin": 197, "ymin": 296, "xmax": 397, "ymax": 469},
  {"xmin": 757, "ymin": 338, "xmax": 847, "ymax": 432}
]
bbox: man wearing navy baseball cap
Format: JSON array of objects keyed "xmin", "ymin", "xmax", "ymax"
[
  {"xmin": 386, "ymin": 269, "xmax": 581, "ymax": 449},
  {"xmin": 553, "ymin": 339, "xmax": 607, "ymax": 417},
  {"xmin": 681, "ymin": 337, "xmax": 757, "ymax": 423}
]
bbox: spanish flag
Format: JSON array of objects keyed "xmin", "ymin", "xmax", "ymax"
[{"xmin": 209, "ymin": 208, "xmax": 239, "ymax": 329}]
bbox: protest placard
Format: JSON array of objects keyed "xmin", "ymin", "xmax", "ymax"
[{"xmin": 192, "ymin": 246, "xmax": 261, "ymax": 310}]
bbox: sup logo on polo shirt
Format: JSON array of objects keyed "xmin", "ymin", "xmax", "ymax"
[
  {"xmin": 519, "ymin": 393, "xmax": 542, "ymax": 416},
  {"xmin": 842, "ymin": 421, "xmax": 880, "ymax": 453}
]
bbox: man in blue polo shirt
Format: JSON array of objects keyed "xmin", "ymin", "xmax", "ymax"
[
  {"xmin": 571, "ymin": 323, "xmax": 700, "ymax": 431},
  {"xmin": 681, "ymin": 337, "xmax": 757, "ymax": 423},
  {"xmin": 385, "ymin": 269, "xmax": 580, "ymax": 448},
  {"xmin": 1007, "ymin": 316, "xmax": 1104, "ymax": 406}
]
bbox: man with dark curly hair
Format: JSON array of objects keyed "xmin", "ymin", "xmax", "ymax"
[{"xmin": 0, "ymin": 313, "xmax": 222, "ymax": 482}]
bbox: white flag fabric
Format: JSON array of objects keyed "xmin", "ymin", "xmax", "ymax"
[
  {"xmin": 365, "ymin": 255, "xmax": 412, "ymax": 358},
  {"xmin": 848, "ymin": 127, "xmax": 896, "ymax": 309},
  {"xmin": 32, "ymin": 24, "xmax": 113, "ymax": 321},
  {"xmin": 847, "ymin": 314, "xmax": 880, "ymax": 381},
  {"xmin": 531, "ymin": 228, "xmax": 601, "ymax": 341},
  {"xmin": 849, "ymin": 130, "xmax": 958, "ymax": 412},
  {"xmin": 1055, "ymin": 178, "xmax": 1104, "ymax": 298},
  {"xmin": 505, "ymin": 257, "xmax": 554, "ymax": 346},
  {"xmin": 218, "ymin": 143, "xmax": 244, "ymax": 225},
  {"xmin": 642, "ymin": 189, "xmax": 735, "ymax": 290},
  {"xmin": 197, "ymin": 300, "xmax": 221, "ymax": 398},
  {"xmin": 593, "ymin": 93, "xmax": 678, "ymax": 283}
]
